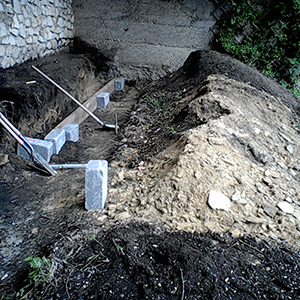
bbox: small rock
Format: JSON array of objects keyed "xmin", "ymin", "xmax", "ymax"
[
  {"xmin": 208, "ymin": 190, "xmax": 231, "ymax": 211},
  {"xmin": 263, "ymin": 204, "xmax": 278, "ymax": 218},
  {"xmin": 253, "ymin": 127, "xmax": 260, "ymax": 135},
  {"xmin": 231, "ymin": 191, "xmax": 240, "ymax": 202},
  {"xmin": 208, "ymin": 137, "xmax": 226, "ymax": 145},
  {"xmin": 246, "ymin": 216, "xmax": 264, "ymax": 224},
  {"xmin": 194, "ymin": 172, "xmax": 201, "ymax": 179},
  {"xmin": 285, "ymin": 197, "xmax": 292, "ymax": 203},
  {"xmin": 97, "ymin": 214, "xmax": 108, "ymax": 222},
  {"xmin": 231, "ymin": 191, "xmax": 247, "ymax": 204},
  {"xmin": 286, "ymin": 145, "xmax": 293, "ymax": 154},
  {"xmin": 115, "ymin": 211, "xmax": 131, "ymax": 220},
  {"xmin": 292, "ymin": 209, "xmax": 300, "ymax": 220},
  {"xmin": 281, "ymin": 124, "xmax": 288, "ymax": 131},
  {"xmin": 265, "ymin": 169, "xmax": 279, "ymax": 178},
  {"xmin": 110, "ymin": 161, "xmax": 120, "ymax": 168},
  {"xmin": 277, "ymin": 160, "xmax": 286, "ymax": 169},
  {"xmin": 277, "ymin": 201, "xmax": 294, "ymax": 214},
  {"xmin": 1, "ymin": 273, "xmax": 9, "ymax": 281},
  {"xmin": 289, "ymin": 169, "xmax": 297, "ymax": 177},
  {"xmin": 107, "ymin": 204, "xmax": 117, "ymax": 212},
  {"xmin": 31, "ymin": 228, "xmax": 38, "ymax": 234},
  {"xmin": 0, "ymin": 154, "xmax": 9, "ymax": 166},
  {"xmin": 264, "ymin": 131, "xmax": 270, "ymax": 137},
  {"xmin": 118, "ymin": 170, "xmax": 125, "ymax": 181},
  {"xmin": 231, "ymin": 228, "xmax": 241, "ymax": 238}
]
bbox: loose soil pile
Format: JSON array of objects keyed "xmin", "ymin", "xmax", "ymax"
[{"xmin": 1, "ymin": 49, "xmax": 300, "ymax": 299}]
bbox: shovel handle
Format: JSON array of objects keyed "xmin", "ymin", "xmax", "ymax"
[
  {"xmin": 0, "ymin": 112, "xmax": 22, "ymax": 137},
  {"xmin": 0, "ymin": 117, "xmax": 24, "ymax": 145},
  {"xmin": 32, "ymin": 65, "xmax": 104, "ymax": 126},
  {"xmin": 0, "ymin": 117, "xmax": 33, "ymax": 159},
  {"xmin": 0, "ymin": 112, "xmax": 34, "ymax": 154}
]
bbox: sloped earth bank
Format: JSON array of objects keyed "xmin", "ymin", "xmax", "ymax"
[{"xmin": 1, "ymin": 49, "xmax": 300, "ymax": 299}]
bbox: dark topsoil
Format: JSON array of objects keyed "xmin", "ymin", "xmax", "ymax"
[{"xmin": 1, "ymin": 47, "xmax": 300, "ymax": 299}]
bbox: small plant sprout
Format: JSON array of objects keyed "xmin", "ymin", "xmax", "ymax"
[
  {"xmin": 80, "ymin": 235, "xmax": 109, "ymax": 270},
  {"xmin": 17, "ymin": 256, "xmax": 54, "ymax": 298},
  {"xmin": 167, "ymin": 126, "xmax": 177, "ymax": 134},
  {"xmin": 87, "ymin": 234, "xmax": 103, "ymax": 246},
  {"xmin": 113, "ymin": 239, "xmax": 125, "ymax": 255}
]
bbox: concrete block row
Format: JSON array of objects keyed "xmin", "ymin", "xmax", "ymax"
[
  {"xmin": 18, "ymin": 123, "xmax": 78, "ymax": 162},
  {"xmin": 96, "ymin": 78, "xmax": 125, "ymax": 110},
  {"xmin": 16, "ymin": 79, "xmax": 125, "ymax": 210}
]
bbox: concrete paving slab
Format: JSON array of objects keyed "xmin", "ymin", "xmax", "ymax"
[
  {"xmin": 114, "ymin": 78, "xmax": 125, "ymax": 91},
  {"xmin": 97, "ymin": 92, "xmax": 110, "ymax": 109},
  {"xmin": 63, "ymin": 124, "xmax": 79, "ymax": 142},
  {"xmin": 17, "ymin": 137, "xmax": 54, "ymax": 163},
  {"xmin": 45, "ymin": 129, "xmax": 66, "ymax": 155}
]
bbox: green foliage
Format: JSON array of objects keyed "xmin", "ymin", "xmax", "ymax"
[
  {"xmin": 80, "ymin": 235, "xmax": 109, "ymax": 270},
  {"xmin": 146, "ymin": 92, "xmax": 171, "ymax": 119},
  {"xmin": 216, "ymin": 0, "xmax": 300, "ymax": 94},
  {"xmin": 113, "ymin": 239, "xmax": 125, "ymax": 255},
  {"xmin": 17, "ymin": 256, "xmax": 54, "ymax": 298},
  {"xmin": 1, "ymin": 293, "xmax": 16, "ymax": 300}
]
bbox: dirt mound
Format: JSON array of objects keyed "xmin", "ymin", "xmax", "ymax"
[
  {"xmin": 161, "ymin": 50, "xmax": 300, "ymax": 123},
  {"xmin": 110, "ymin": 74, "xmax": 300, "ymax": 244},
  {"xmin": 1, "ymin": 49, "xmax": 300, "ymax": 299}
]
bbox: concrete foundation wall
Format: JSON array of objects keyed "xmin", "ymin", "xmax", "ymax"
[{"xmin": 0, "ymin": 0, "xmax": 74, "ymax": 69}]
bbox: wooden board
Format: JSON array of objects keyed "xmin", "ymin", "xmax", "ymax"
[{"xmin": 55, "ymin": 79, "xmax": 115, "ymax": 129}]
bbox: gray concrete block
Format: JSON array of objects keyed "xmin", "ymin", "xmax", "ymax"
[
  {"xmin": 114, "ymin": 78, "xmax": 125, "ymax": 91},
  {"xmin": 85, "ymin": 160, "xmax": 108, "ymax": 210},
  {"xmin": 97, "ymin": 92, "xmax": 109, "ymax": 109},
  {"xmin": 63, "ymin": 124, "xmax": 79, "ymax": 142},
  {"xmin": 17, "ymin": 137, "xmax": 54, "ymax": 163},
  {"xmin": 44, "ymin": 128, "xmax": 66, "ymax": 155}
]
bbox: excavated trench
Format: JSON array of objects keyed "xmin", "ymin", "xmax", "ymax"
[
  {"xmin": 2, "ymin": 46, "xmax": 300, "ymax": 299},
  {"xmin": 2, "ymin": 1, "xmax": 300, "ymax": 297}
]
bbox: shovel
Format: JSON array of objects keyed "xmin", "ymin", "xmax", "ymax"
[
  {"xmin": 32, "ymin": 65, "xmax": 119, "ymax": 132},
  {"xmin": 0, "ymin": 112, "xmax": 56, "ymax": 176}
]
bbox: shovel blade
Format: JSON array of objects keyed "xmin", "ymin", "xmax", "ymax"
[{"xmin": 34, "ymin": 153, "xmax": 57, "ymax": 176}]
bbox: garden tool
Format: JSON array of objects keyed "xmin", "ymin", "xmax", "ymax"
[
  {"xmin": 32, "ymin": 65, "xmax": 119, "ymax": 133},
  {"xmin": 0, "ymin": 112, "xmax": 56, "ymax": 176}
]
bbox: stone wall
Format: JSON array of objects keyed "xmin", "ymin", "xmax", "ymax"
[{"xmin": 0, "ymin": 0, "xmax": 74, "ymax": 69}]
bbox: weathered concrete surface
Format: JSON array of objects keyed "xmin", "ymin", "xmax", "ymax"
[{"xmin": 72, "ymin": 0, "xmax": 216, "ymax": 79}]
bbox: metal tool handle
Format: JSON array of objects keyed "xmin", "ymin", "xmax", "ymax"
[
  {"xmin": 115, "ymin": 113, "xmax": 118, "ymax": 134},
  {"xmin": 0, "ymin": 117, "xmax": 24, "ymax": 145},
  {"xmin": 50, "ymin": 163, "xmax": 87, "ymax": 169},
  {"xmin": 0, "ymin": 112, "xmax": 34, "ymax": 156},
  {"xmin": 0, "ymin": 112, "xmax": 56, "ymax": 176},
  {"xmin": 32, "ymin": 65, "xmax": 104, "ymax": 126}
]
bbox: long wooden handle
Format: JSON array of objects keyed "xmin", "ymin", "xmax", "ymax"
[{"xmin": 32, "ymin": 65, "xmax": 104, "ymax": 126}]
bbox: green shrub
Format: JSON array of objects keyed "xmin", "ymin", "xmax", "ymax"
[{"xmin": 215, "ymin": 0, "xmax": 300, "ymax": 94}]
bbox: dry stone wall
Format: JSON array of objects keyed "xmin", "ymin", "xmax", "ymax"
[{"xmin": 0, "ymin": 0, "xmax": 74, "ymax": 69}]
